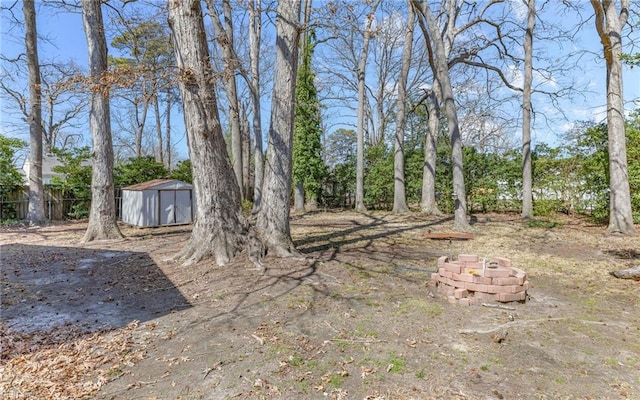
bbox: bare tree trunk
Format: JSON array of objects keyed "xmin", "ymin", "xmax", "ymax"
[
  {"xmin": 294, "ymin": 182, "xmax": 305, "ymax": 213},
  {"xmin": 355, "ymin": 1, "xmax": 380, "ymax": 212},
  {"xmin": 153, "ymin": 92, "xmax": 163, "ymax": 165},
  {"xmin": 521, "ymin": 0, "xmax": 535, "ymax": 219},
  {"xmin": 249, "ymin": 0, "xmax": 264, "ymax": 213},
  {"xmin": 23, "ymin": 0, "xmax": 46, "ymax": 225},
  {"xmin": 256, "ymin": 0, "xmax": 301, "ymax": 257},
  {"xmin": 421, "ymin": 85, "xmax": 442, "ymax": 215},
  {"xmin": 418, "ymin": 2, "xmax": 469, "ymax": 230},
  {"xmin": 81, "ymin": 0, "xmax": 123, "ymax": 241},
  {"xmin": 206, "ymin": 0, "xmax": 244, "ymax": 199},
  {"xmin": 590, "ymin": 0, "xmax": 635, "ymax": 234},
  {"xmin": 168, "ymin": 0, "xmax": 245, "ymax": 266},
  {"xmin": 392, "ymin": 1, "xmax": 414, "ymax": 214},
  {"xmin": 241, "ymin": 103, "xmax": 251, "ymax": 200},
  {"xmin": 135, "ymin": 90, "xmax": 150, "ymax": 158},
  {"xmin": 165, "ymin": 87, "xmax": 172, "ymax": 170}
]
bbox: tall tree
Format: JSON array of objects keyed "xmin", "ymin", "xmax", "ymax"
[
  {"xmin": 414, "ymin": 1, "xmax": 469, "ymax": 229},
  {"xmin": 206, "ymin": 0, "xmax": 244, "ymax": 198},
  {"xmin": 249, "ymin": 0, "xmax": 264, "ymax": 213},
  {"xmin": 521, "ymin": 0, "xmax": 535, "ymax": 219},
  {"xmin": 23, "ymin": 0, "xmax": 46, "ymax": 225},
  {"xmin": 168, "ymin": 0, "xmax": 245, "ymax": 265},
  {"xmin": 392, "ymin": 1, "xmax": 415, "ymax": 214},
  {"xmin": 590, "ymin": 0, "xmax": 635, "ymax": 234},
  {"xmin": 293, "ymin": 32, "xmax": 325, "ymax": 212},
  {"xmin": 256, "ymin": 0, "xmax": 302, "ymax": 256},
  {"xmin": 355, "ymin": 1, "xmax": 380, "ymax": 212},
  {"xmin": 420, "ymin": 83, "xmax": 442, "ymax": 215},
  {"xmin": 110, "ymin": 19, "xmax": 173, "ymax": 163},
  {"xmin": 81, "ymin": 0, "xmax": 123, "ymax": 241}
]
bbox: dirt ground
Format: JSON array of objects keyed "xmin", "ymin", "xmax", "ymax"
[{"xmin": 1, "ymin": 211, "xmax": 639, "ymax": 400}]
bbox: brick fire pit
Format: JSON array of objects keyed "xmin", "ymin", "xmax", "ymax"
[{"xmin": 430, "ymin": 254, "xmax": 529, "ymax": 305}]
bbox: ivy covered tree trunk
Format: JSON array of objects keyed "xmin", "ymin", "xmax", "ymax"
[
  {"xmin": 256, "ymin": 0, "xmax": 301, "ymax": 257},
  {"xmin": 168, "ymin": 0, "xmax": 245, "ymax": 266},
  {"xmin": 392, "ymin": 1, "xmax": 414, "ymax": 214},
  {"xmin": 293, "ymin": 32, "xmax": 324, "ymax": 214},
  {"xmin": 81, "ymin": 0, "xmax": 123, "ymax": 241},
  {"xmin": 23, "ymin": 0, "xmax": 46, "ymax": 225},
  {"xmin": 590, "ymin": 0, "xmax": 636, "ymax": 234}
]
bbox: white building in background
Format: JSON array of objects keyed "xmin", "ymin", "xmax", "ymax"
[{"xmin": 21, "ymin": 153, "xmax": 92, "ymax": 185}]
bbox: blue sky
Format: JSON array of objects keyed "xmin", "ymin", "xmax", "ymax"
[{"xmin": 1, "ymin": 2, "xmax": 639, "ymax": 162}]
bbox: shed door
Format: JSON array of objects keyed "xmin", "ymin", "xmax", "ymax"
[
  {"xmin": 160, "ymin": 190, "xmax": 175, "ymax": 225},
  {"xmin": 174, "ymin": 190, "xmax": 192, "ymax": 224},
  {"xmin": 159, "ymin": 189, "xmax": 192, "ymax": 225}
]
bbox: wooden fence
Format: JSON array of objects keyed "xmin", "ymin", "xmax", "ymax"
[{"xmin": 0, "ymin": 186, "xmax": 120, "ymax": 221}]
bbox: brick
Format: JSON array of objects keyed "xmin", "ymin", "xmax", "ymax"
[
  {"xmin": 492, "ymin": 277, "xmax": 520, "ymax": 286},
  {"xmin": 473, "ymin": 276, "xmax": 493, "ymax": 285},
  {"xmin": 454, "ymin": 288, "xmax": 469, "ymax": 299},
  {"xmin": 439, "ymin": 268, "xmax": 452, "ymax": 279},
  {"xmin": 491, "ymin": 257, "xmax": 512, "ymax": 267},
  {"xmin": 485, "ymin": 284, "xmax": 500, "ymax": 294},
  {"xmin": 452, "ymin": 272, "xmax": 476, "ymax": 283},
  {"xmin": 443, "ymin": 262, "xmax": 463, "ymax": 274},
  {"xmin": 511, "ymin": 269, "xmax": 527, "ymax": 285},
  {"xmin": 458, "ymin": 254, "xmax": 479, "ymax": 262},
  {"xmin": 523, "ymin": 280, "xmax": 530, "ymax": 290},
  {"xmin": 430, "ymin": 273, "xmax": 440, "ymax": 284},
  {"xmin": 459, "ymin": 298, "xmax": 472, "ymax": 306},
  {"xmin": 496, "ymin": 292, "xmax": 526, "ymax": 302},
  {"xmin": 447, "ymin": 296, "xmax": 458, "ymax": 304},
  {"xmin": 443, "ymin": 276, "xmax": 465, "ymax": 288},
  {"xmin": 437, "ymin": 256, "xmax": 449, "ymax": 267},
  {"xmin": 465, "ymin": 282, "xmax": 489, "ymax": 292},
  {"xmin": 491, "ymin": 284, "xmax": 525, "ymax": 294},
  {"xmin": 484, "ymin": 268, "xmax": 512, "ymax": 278}
]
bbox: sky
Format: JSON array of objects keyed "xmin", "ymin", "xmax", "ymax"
[{"xmin": 1, "ymin": 2, "xmax": 639, "ymax": 164}]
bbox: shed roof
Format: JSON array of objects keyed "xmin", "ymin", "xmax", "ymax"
[{"xmin": 123, "ymin": 179, "xmax": 193, "ymax": 191}]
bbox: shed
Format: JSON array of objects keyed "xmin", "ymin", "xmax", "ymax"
[{"xmin": 121, "ymin": 179, "xmax": 194, "ymax": 227}]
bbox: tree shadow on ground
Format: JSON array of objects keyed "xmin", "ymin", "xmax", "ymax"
[{"xmin": 0, "ymin": 244, "xmax": 192, "ymax": 349}]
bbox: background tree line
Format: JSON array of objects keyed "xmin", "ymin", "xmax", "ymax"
[{"xmin": 0, "ymin": 1, "xmax": 637, "ymax": 263}]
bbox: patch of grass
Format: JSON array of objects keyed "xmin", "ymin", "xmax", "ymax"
[
  {"xmin": 394, "ymin": 299, "xmax": 443, "ymax": 317},
  {"xmin": 415, "ymin": 369, "xmax": 425, "ymax": 379},
  {"xmin": 299, "ymin": 379, "xmax": 309, "ymax": 393},
  {"xmin": 326, "ymin": 373, "xmax": 346, "ymax": 388},
  {"xmin": 288, "ymin": 354, "xmax": 305, "ymax": 367},
  {"xmin": 286, "ymin": 295, "xmax": 312, "ymax": 310},
  {"xmin": 526, "ymin": 218, "xmax": 560, "ymax": 229},
  {"xmin": 384, "ymin": 352, "xmax": 406, "ymax": 373},
  {"xmin": 480, "ymin": 364, "xmax": 489, "ymax": 371},
  {"xmin": 581, "ymin": 297, "xmax": 598, "ymax": 308},
  {"xmin": 365, "ymin": 298, "xmax": 382, "ymax": 307},
  {"xmin": 354, "ymin": 325, "xmax": 378, "ymax": 339},
  {"xmin": 106, "ymin": 367, "xmax": 122, "ymax": 377}
]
